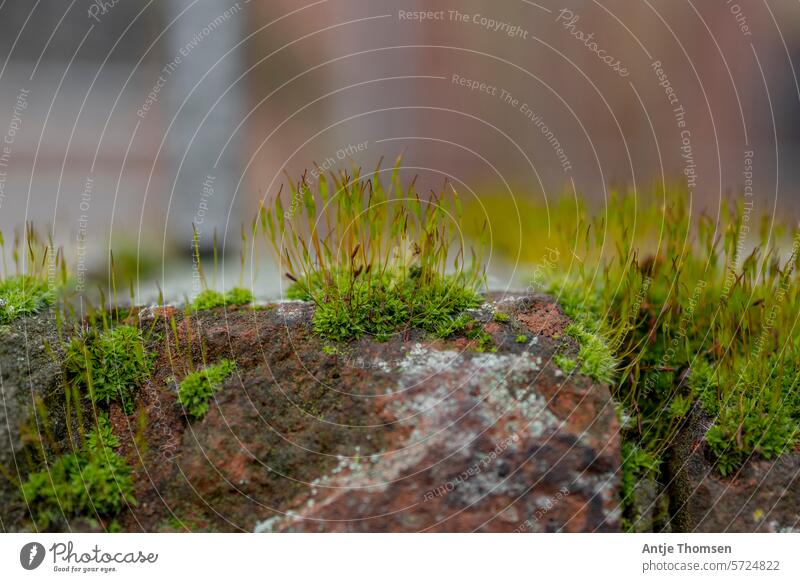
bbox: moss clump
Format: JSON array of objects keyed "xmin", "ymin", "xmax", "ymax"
[
  {"xmin": 493, "ymin": 311, "xmax": 510, "ymax": 323},
  {"xmin": 21, "ymin": 415, "xmax": 135, "ymax": 530},
  {"xmin": 178, "ymin": 359, "xmax": 236, "ymax": 419},
  {"xmin": 64, "ymin": 325, "xmax": 153, "ymax": 414},
  {"xmin": 466, "ymin": 189, "xmax": 800, "ymax": 517},
  {"xmin": 467, "ymin": 327, "xmax": 496, "ymax": 353},
  {"xmin": 564, "ymin": 322, "xmax": 617, "ymax": 384},
  {"xmin": 620, "ymin": 441, "xmax": 660, "ymax": 531},
  {"xmin": 706, "ymin": 401, "xmax": 798, "ymax": 476},
  {"xmin": 515, "ymin": 334, "xmax": 528, "ymax": 344},
  {"xmin": 549, "ymin": 283, "xmax": 617, "ymax": 384},
  {"xmin": 263, "ymin": 159, "xmax": 485, "ymax": 342},
  {"xmin": 0, "ymin": 275, "xmax": 55, "ymax": 324},
  {"xmin": 192, "ymin": 287, "xmax": 254, "ymax": 311},
  {"xmin": 307, "ymin": 273, "xmax": 482, "ymax": 342},
  {"xmin": 432, "ymin": 313, "xmax": 474, "ymax": 339},
  {"xmin": 554, "ymin": 354, "xmax": 577, "ymax": 373}
]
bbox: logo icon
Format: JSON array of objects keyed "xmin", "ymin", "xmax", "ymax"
[{"xmin": 20, "ymin": 542, "xmax": 46, "ymax": 570}]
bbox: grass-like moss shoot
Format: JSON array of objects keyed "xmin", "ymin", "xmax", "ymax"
[
  {"xmin": 262, "ymin": 159, "xmax": 486, "ymax": 342},
  {"xmin": 64, "ymin": 325, "xmax": 153, "ymax": 414},
  {"xmin": 21, "ymin": 415, "xmax": 135, "ymax": 530}
]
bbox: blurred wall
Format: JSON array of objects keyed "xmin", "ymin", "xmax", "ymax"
[{"xmin": 1, "ymin": 0, "xmax": 800, "ymax": 268}]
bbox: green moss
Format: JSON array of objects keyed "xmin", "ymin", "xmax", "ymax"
[
  {"xmin": 294, "ymin": 269, "xmax": 482, "ymax": 343},
  {"xmin": 554, "ymin": 354, "xmax": 577, "ymax": 373},
  {"xmin": 178, "ymin": 359, "xmax": 236, "ymax": 419},
  {"xmin": 193, "ymin": 290, "xmax": 225, "ymax": 310},
  {"xmin": 515, "ymin": 334, "xmax": 528, "ymax": 344},
  {"xmin": 21, "ymin": 415, "xmax": 135, "ymax": 530},
  {"xmin": 706, "ymin": 390, "xmax": 799, "ymax": 476},
  {"xmin": 493, "ymin": 311, "xmax": 510, "ymax": 323},
  {"xmin": 265, "ymin": 161, "xmax": 485, "ymax": 343},
  {"xmin": 0, "ymin": 275, "xmax": 55, "ymax": 324},
  {"xmin": 466, "ymin": 327, "xmax": 496, "ymax": 353},
  {"xmin": 564, "ymin": 322, "xmax": 617, "ymax": 384},
  {"xmin": 688, "ymin": 360, "xmax": 719, "ymax": 415},
  {"xmin": 224, "ymin": 287, "xmax": 254, "ymax": 306},
  {"xmin": 467, "ymin": 189, "xmax": 800, "ymax": 483},
  {"xmin": 64, "ymin": 325, "xmax": 153, "ymax": 414},
  {"xmin": 620, "ymin": 441, "xmax": 660, "ymax": 531},
  {"xmin": 192, "ymin": 287, "xmax": 254, "ymax": 311}
]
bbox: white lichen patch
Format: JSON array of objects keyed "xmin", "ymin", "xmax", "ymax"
[
  {"xmin": 398, "ymin": 343, "xmax": 458, "ymax": 377},
  {"xmin": 273, "ymin": 301, "xmax": 311, "ymax": 320},
  {"xmin": 392, "ymin": 345, "xmax": 559, "ymax": 439}
]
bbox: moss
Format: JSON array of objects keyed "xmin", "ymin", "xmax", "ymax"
[
  {"xmin": 706, "ymin": 397, "xmax": 798, "ymax": 476},
  {"xmin": 0, "ymin": 275, "xmax": 55, "ymax": 324},
  {"xmin": 564, "ymin": 322, "xmax": 617, "ymax": 384},
  {"xmin": 620, "ymin": 441, "xmax": 660, "ymax": 532},
  {"xmin": 515, "ymin": 334, "xmax": 528, "ymax": 344},
  {"xmin": 192, "ymin": 290, "xmax": 225, "ymax": 310},
  {"xmin": 192, "ymin": 287, "xmax": 254, "ymax": 311},
  {"xmin": 467, "ymin": 189, "xmax": 800, "ymax": 483},
  {"xmin": 64, "ymin": 325, "xmax": 153, "ymax": 414},
  {"xmin": 265, "ymin": 161, "xmax": 485, "ymax": 343},
  {"xmin": 223, "ymin": 287, "xmax": 254, "ymax": 306},
  {"xmin": 21, "ymin": 415, "xmax": 135, "ymax": 530},
  {"xmin": 178, "ymin": 359, "xmax": 236, "ymax": 419},
  {"xmin": 554, "ymin": 354, "xmax": 577, "ymax": 373},
  {"xmin": 296, "ymin": 270, "xmax": 482, "ymax": 343},
  {"xmin": 493, "ymin": 311, "xmax": 510, "ymax": 323},
  {"xmin": 467, "ymin": 327, "xmax": 496, "ymax": 353}
]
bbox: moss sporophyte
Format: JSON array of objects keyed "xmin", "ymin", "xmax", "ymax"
[
  {"xmin": 464, "ymin": 189, "xmax": 800, "ymax": 527},
  {"xmin": 0, "ymin": 227, "xmax": 65, "ymax": 324},
  {"xmin": 262, "ymin": 158, "xmax": 487, "ymax": 342}
]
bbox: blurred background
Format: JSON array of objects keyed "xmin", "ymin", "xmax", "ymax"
[{"xmin": 1, "ymin": 0, "xmax": 799, "ymax": 299}]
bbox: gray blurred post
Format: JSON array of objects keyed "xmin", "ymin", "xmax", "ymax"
[{"xmin": 163, "ymin": 0, "xmax": 246, "ymax": 256}]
